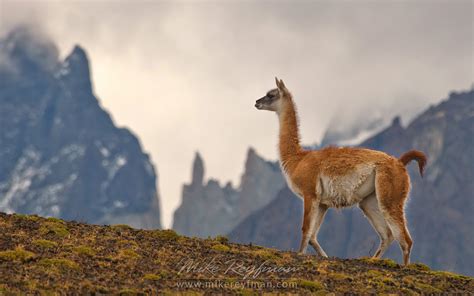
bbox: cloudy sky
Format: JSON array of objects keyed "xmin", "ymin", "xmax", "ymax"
[{"xmin": 1, "ymin": 0, "xmax": 472, "ymax": 227}]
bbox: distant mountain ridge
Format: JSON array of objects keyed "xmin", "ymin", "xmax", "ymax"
[
  {"xmin": 0, "ymin": 27, "xmax": 161, "ymax": 229},
  {"xmin": 173, "ymin": 148, "xmax": 285, "ymax": 237},
  {"xmin": 229, "ymin": 89, "xmax": 474, "ymax": 276}
]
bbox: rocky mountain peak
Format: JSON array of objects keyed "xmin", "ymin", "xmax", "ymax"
[
  {"xmin": 190, "ymin": 152, "xmax": 204, "ymax": 187},
  {"xmin": 391, "ymin": 116, "xmax": 402, "ymax": 127},
  {"xmin": 56, "ymin": 45, "xmax": 92, "ymax": 92},
  {"xmin": 173, "ymin": 147, "xmax": 285, "ymax": 237},
  {"xmin": 0, "ymin": 28, "xmax": 162, "ymax": 229}
]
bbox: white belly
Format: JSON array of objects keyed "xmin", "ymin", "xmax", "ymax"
[{"xmin": 317, "ymin": 164, "xmax": 376, "ymax": 208}]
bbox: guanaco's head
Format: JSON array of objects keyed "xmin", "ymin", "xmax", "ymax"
[{"xmin": 255, "ymin": 77, "xmax": 290, "ymax": 113}]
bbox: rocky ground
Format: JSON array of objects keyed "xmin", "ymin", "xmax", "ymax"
[{"xmin": 0, "ymin": 213, "xmax": 472, "ymax": 294}]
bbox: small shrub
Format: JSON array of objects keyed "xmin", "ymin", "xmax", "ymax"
[
  {"xmin": 13, "ymin": 214, "xmax": 40, "ymax": 221},
  {"xmin": 74, "ymin": 246, "xmax": 96, "ymax": 257},
  {"xmin": 116, "ymin": 240, "xmax": 139, "ymax": 250},
  {"xmin": 212, "ymin": 244, "xmax": 230, "ymax": 252},
  {"xmin": 143, "ymin": 273, "xmax": 161, "ymax": 281},
  {"xmin": 296, "ymin": 279, "xmax": 324, "ymax": 291},
  {"xmin": 111, "ymin": 224, "xmax": 133, "ymax": 230},
  {"xmin": 214, "ymin": 235, "xmax": 229, "ymax": 244},
  {"xmin": 38, "ymin": 258, "xmax": 79, "ymax": 270},
  {"xmin": 33, "ymin": 239, "xmax": 58, "ymax": 249},
  {"xmin": 360, "ymin": 257, "xmax": 398, "ymax": 268},
  {"xmin": 0, "ymin": 247, "xmax": 35, "ymax": 262},
  {"xmin": 118, "ymin": 249, "xmax": 140, "ymax": 259},
  {"xmin": 409, "ymin": 262, "xmax": 430, "ymax": 271},
  {"xmin": 39, "ymin": 222, "xmax": 69, "ymax": 238},
  {"xmin": 430, "ymin": 270, "xmax": 469, "ymax": 280},
  {"xmin": 153, "ymin": 229, "xmax": 179, "ymax": 241},
  {"xmin": 413, "ymin": 282, "xmax": 443, "ymax": 293},
  {"xmin": 366, "ymin": 269, "xmax": 383, "ymax": 277},
  {"xmin": 253, "ymin": 249, "xmax": 279, "ymax": 260},
  {"xmin": 46, "ymin": 217, "xmax": 65, "ymax": 224}
]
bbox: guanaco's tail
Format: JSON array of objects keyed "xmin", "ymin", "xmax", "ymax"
[{"xmin": 399, "ymin": 150, "xmax": 427, "ymax": 177}]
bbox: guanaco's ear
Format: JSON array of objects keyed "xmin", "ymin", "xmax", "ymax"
[
  {"xmin": 278, "ymin": 79, "xmax": 286, "ymax": 90},
  {"xmin": 276, "ymin": 78, "xmax": 287, "ymax": 93}
]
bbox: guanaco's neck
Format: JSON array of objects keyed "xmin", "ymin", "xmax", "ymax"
[{"xmin": 277, "ymin": 97, "xmax": 303, "ymax": 172}]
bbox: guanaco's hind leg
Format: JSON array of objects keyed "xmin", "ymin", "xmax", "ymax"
[
  {"xmin": 382, "ymin": 210, "xmax": 413, "ymax": 265},
  {"xmin": 359, "ymin": 193, "xmax": 394, "ymax": 258},
  {"xmin": 375, "ymin": 168, "xmax": 413, "ymax": 265},
  {"xmin": 309, "ymin": 204, "xmax": 328, "ymax": 257}
]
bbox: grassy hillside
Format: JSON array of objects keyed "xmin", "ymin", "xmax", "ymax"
[{"xmin": 0, "ymin": 213, "xmax": 472, "ymax": 294}]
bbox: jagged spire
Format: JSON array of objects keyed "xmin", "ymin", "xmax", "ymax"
[
  {"xmin": 191, "ymin": 152, "xmax": 204, "ymax": 187},
  {"xmin": 391, "ymin": 116, "xmax": 401, "ymax": 127},
  {"xmin": 58, "ymin": 45, "xmax": 92, "ymax": 92}
]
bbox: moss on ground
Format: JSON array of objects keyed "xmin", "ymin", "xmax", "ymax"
[
  {"xmin": 213, "ymin": 235, "xmax": 229, "ymax": 244},
  {"xmin": 117, "ymin": 249, "xmax": 140, "ymax": 260},
  {"xmin": 46, "ymin": 217, "xmax": 65, "ymax": 224},
  {"xmin": 295, "ymin": 279, "xmax": 325, "ymax": 292},
  {"xmin": 211, "ymin": 244, "xmax": 231, "ymax": 252},
  {"xmin": 143, "ymin": 273, "xmax": 161, "ymax": 281},
  {"xmin": 111, "ymin": 224, "xmax": 133, "ymax": 231},
  {"xmin": 38, "ymin": 258, "xmax": 79, "ymax": 271},
  {"xmin": 251, "ymin": 249, "xmax": 280, "ymax": 261},
  {"xmin": 409, "ymin": 262, "xmax": 431, "ymax": 271},
  {"xmin": 13, "ymin": 213, "xmax": 40, "ymax": 221},
  {"xmin": 32, "ymin": 239, "xmax": 58, "ymax": 249},
  {"xmin": 359, "ymin": 257, "xmax": 399, "ymax": 268},
  {"xmin": 39, "ymin": 221, "xmax": 69, "ymax": 238},
  {"xmin": 0, "ymin": 247, "xmax": 35, "ymax": 262},
  {"xmin": 0, "ymin": 212, "xmax": 472, "ymax": 294},
  {"xmin": 152, "ymin": 229, "xmax": 179, "ymax": 241},
  {"xmin": 73, "ymin": 246, "xmax": 96, "ymax": 257}
]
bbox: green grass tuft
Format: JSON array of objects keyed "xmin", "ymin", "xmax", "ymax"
[
  {"xmin": 32, "ymin": 239, "xmax": 58, "ymax": 249},
  {"xmin": 296, "ymin": 279, "xmax": 324, "ymax": 291},
  {"xmin": 409, "ymin": 262, "xmax": 431, "ymax": 271},
  {"xmin": 118, "ymin": 288, "xmax": 139, "ymax": 295},
  {"xmin": 143, "ymin": 273, "xmax": 161, "ymax": 281},
  {"xmin": 39, "ymin": 221, "xmax": 69, "ymax": 238},
  {"xmin": 152, "ymin": 229, "xmax": 180, "ymax": 241},
  {"xmin": 118, "ymin": 249, "xmax": 140, "ymax": 259},
  {"xmin": 212, "ymin": 244, "xmax": 231, "ymax": 252},
  {"xmin": 38, "ymin": 258, "xmax": 79, "ymax": 270},
  {"xmin": 13, "ymin": 213, "xmax": 40, "ymax": 221},
  {"xmin": 366, "ymin": 269, "xmax": 384, "ymax": 277},
  {"xmin": 111, "ymin": 224, "xmax": 133, "ymax": 230},
  {"xmin": 360, "ymin": 257, "xmax": 399, "ymax": 268},
  {"xmin": 430, "ymin": 270, "xmax": 470, "ymax": 280},
  {"xmin": 74, "ymin": 246, "xmax": 96, "ymax": 257},
  {"xmin": 214, "ymin": 235, "xmax": 229, "ymax": 244},
  {"xmin": 0, "ymin": 247, "xmax": 35, "ymax": 262},
  {"xmin": 46, "ymin": 217, "xmax": 65, "ymax": 224},
  {"xmin": 252, "ymin": 249, "xmax": 279, "ymax": 261}
]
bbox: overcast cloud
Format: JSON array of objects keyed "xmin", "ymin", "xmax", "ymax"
[{"xmin": 1, "ymin": 0, "xmax": 472, "ymax": 227}]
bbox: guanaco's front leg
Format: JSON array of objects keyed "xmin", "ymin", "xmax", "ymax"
[
  {"xmin": 309, "ymin": 204, "xmax": 329, "ymax": 257},
  {"xmin": 298, "ymin": 194, "xmax": 320, "ymax": 255}
]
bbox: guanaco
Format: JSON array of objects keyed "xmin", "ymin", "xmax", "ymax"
[{"xmin": 255, "ymin": 78, "xmax": 426, "ymax": 265}]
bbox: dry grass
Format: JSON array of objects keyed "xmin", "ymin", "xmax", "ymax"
[{"xmin": 0, "ymin": 212, "xmax": 472, "ymax": 294}]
